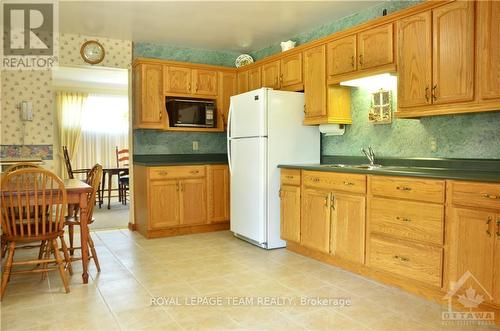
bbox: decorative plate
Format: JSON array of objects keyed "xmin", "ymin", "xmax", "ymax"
[{"xmin": 235, "ymin": 54, "xmax": 254, "ymax": 68}]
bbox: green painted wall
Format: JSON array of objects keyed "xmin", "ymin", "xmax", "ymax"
[{"xmin": 322, "ymin": 87, "xmax": 500, "ymax": 158}]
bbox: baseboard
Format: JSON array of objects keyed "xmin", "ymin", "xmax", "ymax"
[
  {"xmin": 142, "ymin": 221, "xmax": 229, "ymax": 239},
  {"xmin": 128, "ymin": 222, "xmax": 137, "ymax": 231}
]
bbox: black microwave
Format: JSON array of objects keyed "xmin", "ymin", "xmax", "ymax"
[{"xmin": 166, "ymin": 98, "xmax": 216, "ymax": 128}]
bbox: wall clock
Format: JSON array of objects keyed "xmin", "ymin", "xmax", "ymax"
[{"xmin": 80, "ymin": 40, "xmax": 105, "ymax": 65}]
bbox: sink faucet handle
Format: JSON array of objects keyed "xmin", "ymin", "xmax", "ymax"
[{"xmin": 368, "ymin": 146, "xmax": 375, "ymax": 159}]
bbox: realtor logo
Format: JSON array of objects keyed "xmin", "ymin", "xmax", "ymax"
[
  {"xmin": 3, "ymin": 3, "xmax": 54, "ymax": 56},
  {"xmin": 442, "ymin": 271, "xmax": 495, "ymax": 326}
]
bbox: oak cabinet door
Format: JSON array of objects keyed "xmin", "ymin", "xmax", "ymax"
[
  {"xmin": 261, "ymin": 60, "xmax": 281, "ymax": 89},
  {"xmin": 237, "ymin": 70, "xmax": 249, "ymax": 94},
  {"xmin": 164, "ymin": 66, "xmax": 192, "ymax": 94},
  {"xmin": 180, "ymin": 178, "xmax": 207, "ymax": 225},
  {"xmin": 193, "ymin": 69, "xmax": 218, "ymax": 96},
  {"xmin": 280, "ymin": 53, "xmax": 303, "ymax": 88},
  {"xmin": 134, "ymin": 64, "xmax": 165, "ymax": 129},
  {"xmin": 304, "ymin": 45, "xmax": 327, "ymax": 119},
  {"xmin": 447, "ymin": 208, "xmax": 495, "ymax": 300},
  {"xmin": 358, "ymin": 23, "xmax": 394, "ymax": 70},
  {"xmin": 248, "ymin": 67, "xmax": 262, "ymax": 91},
  {"xmin": 218, "ymin": 72, "xmax": 237, "ymax": 128},
  {"xmin": 478, "ymin": 0, "xmax": 500, "ymax": 101},
  {"xmin": 330, "ymin": 193, "xmax": 366, "ymax": 264},
  {"xmin": 150, "ymin": 180, "xmax": 179, "ymax": 229},
  {"xmin": 207, "ymin": 165, "xmax": 230, "ymax": 222},
  {"xmin": 327, "ymin": 35, "xmax": 357, "ymax": 77},
  {"xmin": 397, "ymin": 11, "xmax": 432, "ymax": 108},
  {"xmin": 432, "ymin": 1, "xmax": 474, "ymax": 104},
  {"xmin": 301, "ymin": 188, "xmax": 331, "ymax": 253},
  {"xmin": 280, "ymin": 185, "xmax": 301, "ymax": 243}
]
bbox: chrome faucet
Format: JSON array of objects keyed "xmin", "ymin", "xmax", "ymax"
[{"xmin": 361, "ymin": 147, "xmax": 376, "ymax": 166}]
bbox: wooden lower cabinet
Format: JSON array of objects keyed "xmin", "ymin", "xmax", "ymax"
[
  {"xmin": 134, "ymin": 164, "xmax": 229, "ymax": 238},
  {"xmin": 280, "ymin": 185, "xmax": 301, "ymax": 243},
  {"xmin": 300, "ymin": 188, "xmax": 331, "ymax": 253},
  {"xmin": 150, "ymin": 180, "xmax": 180, "ymax": 228},
  {"xmin": 330, "ymin": 193, "xmax": 365, "ymax": 264}
]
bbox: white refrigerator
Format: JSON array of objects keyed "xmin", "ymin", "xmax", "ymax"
[{"xmin": 227, "ymin": 88, "xmax": 319, "ymax": 249}]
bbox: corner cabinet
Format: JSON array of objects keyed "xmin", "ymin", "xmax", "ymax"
[
  {"xmin": 134, "ymin": 164, "xmax": 230, "ymax": 238},
  {"xmin": 133, "ymin": 63, "xmax": 166, "ymax": 129}
]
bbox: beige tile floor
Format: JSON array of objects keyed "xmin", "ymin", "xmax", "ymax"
[{"xmin": 1, "ymin": 230, "xmax": 499, "ymax": 331}]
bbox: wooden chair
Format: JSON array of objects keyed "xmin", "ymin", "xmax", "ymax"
[
  {"xmin": 65, "ymin": 164, "xmax": 103, "ymax": 271},
  {"xmin": 0, "ymin": 168, "xmax": 72, "ymax": 299},
  {"xmin": 62, "ymin": 146, "xmax": 90, "ymax": 180},
  {"xmin": 115, "ymin": 147, "xmax": 129, "ymax": 205},
  {"xmin": 1, "ymin": 163, "xmax": 43, "ymax": 258}
]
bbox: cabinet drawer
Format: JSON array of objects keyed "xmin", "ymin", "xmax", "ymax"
[
  {"xmin": 450, "ymin": 181, "xmax": 500, "ymax": 210},
  {"xmin": 368, "ymin": 236, "xmax": 442, "ymax": 287},
  {"xmin": 303, "ymin": 171, "xmax": 366, "ymax": 194},
  {"xmin": 369, "ymin": 197, "xmax": 444, "ymax": 245},
  {"xmin": 149, "ymin": 166, "xmax": 205, "ymax": 180},
  {"xmin": 370, "ymin": 176, "xmax": 445, "ymax": 203},
  {"xmin": 281, "ymin": 169, "xmax": 301, "ymax": 186}
]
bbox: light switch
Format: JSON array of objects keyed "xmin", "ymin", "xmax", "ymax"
[{"xmin": 192, "ymin": 141, "xmax": 199, "ymax": 151}]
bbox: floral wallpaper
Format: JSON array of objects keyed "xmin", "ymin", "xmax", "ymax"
[{"xmin": 0, "ymin": 33, "xmax": 132, "ymax": 170}]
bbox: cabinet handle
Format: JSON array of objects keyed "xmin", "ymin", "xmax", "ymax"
[
  {"xmin": 482, "ymin": 193, "xmax": 500, "ymax": 200},
  {"xmin": 432, "ymin": 84, "xmax": 437, "ymax": 101},
  {"xmin": 496, "ymin": 220, "xmax": 500, "ymax": 237},
  {"xmin": 396, "ymin": 216, "xmax": 411, "ymax": 222},
  {"xmin": 343, "ymin": 181, "xmax": 354, "ymax": 186},
  {"xmin": 274, "ymin": 77, "xmax": 278, "ymax": 86},
  {"xmin": 393, "ymin": 255, "xmax": 409, "ymax": 262},
  {"xmin": 303, "ymin": 105, "xmax": 306, "ymax": 114},
  {"xmin": 425, "ymin": 87, "xmax": 430, "ymax": 103},
  {"xmin": 188, "ymin": 83, "xmax": 191, "ymax": 92},
  {"xmin": 180, "ymin": 183, "xmax": 183, "ymax": 192},
  {"xmin": 396, "ymin": 186, "xmax": 412, "ymax": 191},
  {"xmin": 324, "ymin": 194, "xmax": 330, "ymax": 207},
  {"xmin": 157, "ymin": 171, "xmax": 168, "ymax": 176},
  {"xmin": 330, "ymin": 194, "xmax": 335, "ymax": 210},
  {"xmin": 280, "ymin": 74, "xmax": 283, "ymax": 83},
  {"xmin": 351, "ymin": 55, "xmax": 355, "ymax": 68},
  {"xmin": 190, "ymin": 170, "xmax": 200, "ymax": 175},
  {"xmin": 279, "ymin": 189, "xmax": 282, "ymax": 198},
  {"xmin": 176, "ymin": 183, "xmax": 179, "ymax": 191},
  {"xmin": 359, "ymin": 54, "xmax": 363, "ymax": 66},
  {"xmin": 487, "ymin": 217, "xmax": 492, "ymax": 237},
  {"xmin": 195, "ymin": 83, "xmax": 198, "ymax": 92},
  {"xmin": 312, "ymin": 178, "xmax": 320, "ymax": 183}
]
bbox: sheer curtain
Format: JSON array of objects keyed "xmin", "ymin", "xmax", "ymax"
[
  {"xmin": 56, "ymin": 91, "xmax": 88, "ymax": 178},
  {"xmin": 73, "ymin": 94, "xmax": 129, "ymax": 173}
]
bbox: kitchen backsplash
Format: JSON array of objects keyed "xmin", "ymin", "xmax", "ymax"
[
  {"xmin": 322, "ymin": 88, "xmax": 500, "ymax": 159},
  {"xmin": 134, "ymin": 130, "xmax": 227, "ymax": 155}
]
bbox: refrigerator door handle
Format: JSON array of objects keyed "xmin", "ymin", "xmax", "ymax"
[{"xmin": 227, "ymin": 101, "xmax": 234, "ymax": 174}]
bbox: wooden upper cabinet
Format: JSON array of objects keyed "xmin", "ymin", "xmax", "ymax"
[
  {"xmin": 248, "ymin": 67, "xmax": 262, "ymax": 91},
  {"xmin": 164, "ymin": 66, "xmax": 192, "ymax": 94},
  {"xmin": 357, "ymin": 23, "xmax": 394, "ymax": 70},
  {"xmin": 327, "ymin": 35, "xmax": 357, "ymax": 78},
  {"xmin": 432, "ymin": 1, "xmax": 474, "ymax": 105},
  {"xmin": 301, "ymin": 188, "xmax": 331, "ymax": 253},
  {"xmin": 180, "ymin": 178, "xmax": 207, "ymax": 225},
  {"xmin": 280, "ymin": 185, "xmax": 301, "ymax": 243},
  {"xmin": 218, "ymin": 71, "xmax": 237, "ymax": 128},
  {"xmin": 330, "ymin": 193, "xmax": 366, "ymax": 264},
  {"xmin": 261, "ymin": 60, "xmax": 281, "ymax": 89},
  {"xmin": 304, "ymin": 45, "xmax": 327, "ymax": 121},
  {"xmin": 280, "ymin": 53, "xmax": 303, "ymax": 89},
  {"xmin": 447, "ymin": 208, "xmax": 495, "ymax": 300},
  {"xmin": 478, "ymin": 0, "xmax": 500, "ymax": 101},
  {"xmin": 193, "ymin": 69, "xmax": 218, "ymax": 96},
  {"xmin": 207, "ymin": 165, "xmax": 230, "ymax": 223},
  {"xmin": 237, "ymin": 70, "xmax": 249, "ymax": 94},
  {"xmin": 397, "ymin": 11, "xmax": 432, "ymax": 108},
  {"xmin": 150, "ymin": 180, "xmax": 179, "ymax": 229},
  {"xmin": 133, "ymin": 64, "xmax": 165, "ymax": 129}
]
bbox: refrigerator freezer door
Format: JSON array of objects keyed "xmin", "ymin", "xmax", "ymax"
[
  {"xmin": 229, "ymin": 137, "xmax": 267, "ymax": 244},
  {"xmin": 228, "ymin": 88, "xmax": 268, "ymax": 138}
]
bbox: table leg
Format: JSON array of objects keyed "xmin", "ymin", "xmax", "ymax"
[
  {"xmin": 107, "ymin": 172, "xmax": 113, "ymax": 209},
  {"xmin": 99, "ymin": 172, "xmax": 106, "ymax": 209},
  {"xmin": 79, "ymin": 192, "xmax": 89, "ymax": 284}
]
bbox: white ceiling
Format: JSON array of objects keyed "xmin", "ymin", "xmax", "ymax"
[{"xmin": 59, "ymin": 1, "xmax": 383, "ymax": 53}]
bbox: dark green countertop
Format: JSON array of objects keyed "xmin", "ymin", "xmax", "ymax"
[
  {"xmin": 279, "ymin": 156, "xmax": 500, "ymax": 183},
  {"xmin": 134, "ymin": 154, "xmax": 227, "ymax": 166}
]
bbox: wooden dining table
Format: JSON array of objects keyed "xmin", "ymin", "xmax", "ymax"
[{"xmin": 64, "ymin": 179, "xmax": 93, "ymax": 284}]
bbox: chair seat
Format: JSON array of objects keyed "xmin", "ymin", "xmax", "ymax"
[
  {"xmin": 65, "ymin": 216, "xmax": 96, "ymax": 226},
  {"xmin": 118, "ymin": 176, "xmax": 129, "ymax": 185}
]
